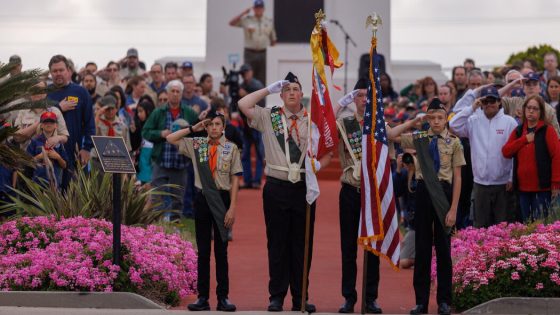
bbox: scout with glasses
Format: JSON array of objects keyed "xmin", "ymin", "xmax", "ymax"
[{"xmin": 167, "ymin": 111, "xmax": 242, "ymax": 312}]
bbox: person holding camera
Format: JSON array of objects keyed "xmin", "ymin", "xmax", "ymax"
[{"xmin": 450, "ymin": 85, "xmax": 518, "ymax": 227}]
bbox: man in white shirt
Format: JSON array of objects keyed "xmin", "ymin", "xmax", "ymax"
[{"xmin": 449, "ymin": 86, "xmax": 518, "ymax": 227}]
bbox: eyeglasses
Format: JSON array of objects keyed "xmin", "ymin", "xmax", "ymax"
[
  {"xmin": 524, "ymin": 81, "xmax": 539, "ymax": 87},
  {"xmin": 525, "ymin": 106, "xmax": 540, "ymax": 112},
  {"xmin": 481, "ymin": 98, "xmax": 498, "ymax": 105},
  {"xmin": 158, "ymin": 98, "xmax": 168, "ymax": 103}
]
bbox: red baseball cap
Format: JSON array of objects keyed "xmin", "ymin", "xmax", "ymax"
[{"xmin": 40, "ymin": 111, "xmax": 57, "ymax": 123}]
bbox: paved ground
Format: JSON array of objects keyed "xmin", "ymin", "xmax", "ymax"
[{"xmin": 174, "ymin": 180, "xmax": 439, "ymax": 314}]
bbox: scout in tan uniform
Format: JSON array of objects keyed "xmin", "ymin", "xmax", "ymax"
[
  {"xmin": 167, "ymin": 111, "xmax": 241, "ymax": 312},
  {"xmin": 229, "ymin": 0, "xmax": 277, "ymax": 85},
  {"xmin": 238, "ymin": 72, "xmax": 331, "ymax": 313},
  {"xmin": 335, "ymin": 79, "xmax": 420, "ymax": 314},
  {"xmin": 395, "ymin": 98, "xmax": 466, "ymax": 315}
]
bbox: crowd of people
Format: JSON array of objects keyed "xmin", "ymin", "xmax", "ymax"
[{"xmin": 2, "ymin": 1, "xmax": 560, "ymax": 313}]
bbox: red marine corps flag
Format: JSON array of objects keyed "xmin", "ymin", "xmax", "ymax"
[
  {"xmin": 359, "ymin": 14, "xmax": 400, "ymax": 269},
  {"xmin": 306, "ymin": 9, "xmax": 342, "ymax": 204}
]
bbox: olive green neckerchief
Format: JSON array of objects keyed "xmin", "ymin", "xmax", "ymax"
[
  {"xmin": 193, "ymin": 137, "xmax": 229, "ymax": 242},
  {"xmin": 271, "ymin": 106, "xmax": 302, "ymax": 163},
  {"xmin": 412, "ymin": 132, "xmax": 452, "ymax": 235}
]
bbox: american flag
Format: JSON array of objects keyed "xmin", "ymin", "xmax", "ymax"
[{"xmin": 359, "ymin": 42, "xmax": 400, "ymax": 268}]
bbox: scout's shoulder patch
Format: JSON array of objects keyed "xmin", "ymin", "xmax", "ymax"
[{"xmin": 222, "ymin": 141, "xmax": 234, "ymax": 156}]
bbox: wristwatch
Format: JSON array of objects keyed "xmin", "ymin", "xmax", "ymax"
[{"xmin": 189, "ymin": 125, "xmax": 194, "ymax": 133}]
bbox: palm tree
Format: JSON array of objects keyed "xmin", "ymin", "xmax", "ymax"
[{"xmin": 0, "ymin": 61, "xmax": 53, "ymax": 170}]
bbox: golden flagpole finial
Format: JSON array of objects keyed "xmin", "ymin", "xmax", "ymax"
[
  {"xmin": 366, "ymin": 13, "xmax": 382, "ymax": 38},
  {"xmin": 315, "ymin": 9, "xmax": 326, "ymax": 30}
]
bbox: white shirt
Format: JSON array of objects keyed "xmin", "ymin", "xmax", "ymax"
[{"xmin": 450, "ymin": 105, "xmax": 518, "ymax": 185}]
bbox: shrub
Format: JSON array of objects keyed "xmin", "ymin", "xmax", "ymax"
[{"xmin": 0, "ymin": 216, "xmax": 197, "ymax": 306}]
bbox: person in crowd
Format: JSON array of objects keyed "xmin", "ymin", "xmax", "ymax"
[
  {"xmin": 81, "ymin": 73, "xmax": 100, "ymax": 104},
  {"xmin": 502, "ymin": 95, "xmax": 560, "ymax": 222},
  {"xmin": 26, "ymin": 112, "xmax": 68, "ymax": 188},
  {"xmin": 546, "ymin": 76, "xmax": 560, "ymax": 109},
  {"xmin": 467, "ymin": 69, "xmax": 485, "ymax": 90},
  {"xmin": 380, "ymin": 72, "xmax": 399, "ymax": 102},
  {"xmin": 142, "ymin": 80, "xmax": 198, "ymax": 219},
  {"xmin": 91, "ymin": 94, "xmax": 131, "ymax": 172},
  {"xmin": 149, "ymin": 63, "xmax": 167, "ymax": 95},
  {"xmin": 450, "ymin": 86, "xmax": 518, "ymax": 228},
  {"xmin": 134, "ymin": 100, "xmax": 156, "ymax": 186},
  {"xmin": 452, "ymin": 66, "xmax": 468, "ymax": 100},
  {"xmin": 229, "ymin": 0, "xmax": 277, "ymax": 85},
  {"xmin": 463, "ymin": 58, "xmax": 475, "ymax": 73},
  {"xmin": 8, "ymin": 55, "xmax": 22, "ymax": 76},
  {"xmin": 125, "ymin": 75, "xmax": 147, "ymax": 109},
  {"xmin": 540, "ymin": 52, "xmax": 560, "ymax": 84},
  {"xmin": 239, "ymin": 72, "xmax": 333, "ymax": 312},
  {"xmin": 157, "ymin": 90, "xmax": 169, "ymax": 108},
  {"xmin": 438, "ymin": 85, "xmax": 454, "ymax": 113},
  {"xmin": 394, "ymin": 98, "xmax": 465, "ymax": 315},
  {"xmin": 97, "ymin": 61, "xmax": 123, "ymax": 95},
  {"xmin": 119, "ymin": 48, "xmax": 145, "ymax": 79},
  {"xmin": 181, "ymin": 61, "xmax": 194, "ymax": 77},
  {"xmin": 238, "ymin": 64, "xmax": 265, "ymax": 188},
  {"xmin": 417, "ymin": 76, "xmax": 438, "ymax": 109},
  {"xmin": 47, "ymin": 54, "xmax": 95, "ymax": 189},
  {"xmin": 164, "ymin": 62, "xmax": 179, "ymax": 83},
  {"xmin": 167, "ymin": 111, "xmax": 242, "ymax": 312},
  {"xmin": 199, "ymin": 73, "xmax": 221, "ymax": 105},
  {"xmin": 182, "ymin": 74, "xmax": 209, "ymax": 113}
]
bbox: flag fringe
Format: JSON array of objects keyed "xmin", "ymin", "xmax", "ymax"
[{"xmin": 359, "ymin": 240, "xmax": 400, "ymax": 272}]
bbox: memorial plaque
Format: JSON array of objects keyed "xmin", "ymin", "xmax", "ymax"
[{"xmin": 91, "ymin": 136, "xmax": 136, "ymax": 174}]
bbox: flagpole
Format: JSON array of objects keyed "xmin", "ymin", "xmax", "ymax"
[
  {"xmin": 301, "ymin": 202, "xmax": 311, "ymax": 312},
  {"xmin": 360, "ymin": 249, "xmax": 369, "ymax": 314}
]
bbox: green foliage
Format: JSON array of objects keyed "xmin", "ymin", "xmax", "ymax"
[
  {"xmin": 0, "ymin": 165, "xmax": 178, "ymax": 225},
  {"xmin": 506, "ymin": 44, "xmax": 560, "ymax": 71},
  {"xmin": 0, "ymin": 62, "xmax": 54, "ymax": 170}
]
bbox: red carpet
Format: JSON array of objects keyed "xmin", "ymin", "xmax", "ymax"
[{"xmin": 177, "ymin": 180, "xmax": 438, "ymax": 313}]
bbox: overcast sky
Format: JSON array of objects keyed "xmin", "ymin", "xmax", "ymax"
[{"xmin": 1, "ymin": 0, "xmax": 560, "ymax": 72}]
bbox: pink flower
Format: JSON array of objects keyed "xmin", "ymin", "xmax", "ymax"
[{"xmin": 535, "ymin": 283, "xmax": 544, "ymax": 290}]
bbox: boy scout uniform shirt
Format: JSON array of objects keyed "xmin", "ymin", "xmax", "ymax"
[
  {"xmin": 92, "ymin": 116, "xmax": 131, "ymax": 158},
  {"xmin": 234, "ymin": 15, "xmax": 277, "ymax": 51},
  {"xmin": 178, "ymin": 136, "xmax": 242, "ymax": 190},
  {"xmin": 249, "ymin": 105, "xmax": 308, "ymax": 182},
  {"xmin": 399, "ymin": 128, "xmax": 466, "ymax": 184}
]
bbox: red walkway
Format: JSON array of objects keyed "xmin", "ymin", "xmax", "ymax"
[{"xmin": 178, "ymin": 180, "xmax": 438, "ymax": 313}]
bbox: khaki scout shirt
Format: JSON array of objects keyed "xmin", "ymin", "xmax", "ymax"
[
  {"xmin": 92, "ymin": 115, "xmax": 132, "ymax": 158},
  {"xmin": 399, "ymin": 128, "xmax": 466, "ymax": 184},
  {"xmin": 178, "ymin": 136, "xmax": 242, "ymax": 190},
  {"xmin": 249, "ymin": 105, "xmax": 308, "ymax": 181},
  {"xmin": 234, "ymin": 15, "xmax": 277, "ymax": 50},
  {"xmin": 501, "ymin": 96, "xmax": 560, "ymax": 136}
]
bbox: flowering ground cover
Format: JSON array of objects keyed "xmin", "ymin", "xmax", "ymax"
[
  {"xmin": 0, "ymin": 216, "xmax": 197, "ymax": 306},
  {"xmin": 432, "ymin": 221, "xmax": 560, "ymax": 311}
]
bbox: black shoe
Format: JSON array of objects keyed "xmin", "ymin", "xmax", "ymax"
[
  {"xmin": 338, "ymin": 299, "xmax": 355, "ymax": 313},
  {"xmin": 217, "ymin": 298, "xmax": 236, "ymax": 312},
  {"xmin": 291, "ymin": 302, "xmax": 316, "ymax": 313},
  {"xmin": 240, "ymin": 184, "xmax": 252, "ymax": 189},
  {"xmin": 409, "ymin": 304, "xmax": 428, "ymax": 314},
  {"xmin": 188, "ymin": 297, "xmax": 210, "ymax": 311},
  {"xmin": 438, "ymin": 303, "xmax": 451, "ymax": 315},
  {"xmin": 366, "ymin": 300, "xmax": 383, "ymax": 314},
  {"xmin": 267, "ymin": 299, "xmax": 283, "ymax": 312}
]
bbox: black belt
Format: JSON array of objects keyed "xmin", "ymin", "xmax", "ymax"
[
  {"xmin": 266, "ymin": 176, "xmax": 306, "ymax": 187},
  {"xmin": 342, "ymin": 182, "xmax": 361, "ymax": 194},
  {"xmin": 244, "ymin": 48, "xmax": 266, "ymax": 53}
]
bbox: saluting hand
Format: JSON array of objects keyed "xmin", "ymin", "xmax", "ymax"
[
  {"xmin": 193, "ymin": 119, "xmax": 211, "ymax": 132},
  {"xmin": 267, "ymin": 80, "xmax": 289, "ymax": 94},
  {"xmin": 338, "ymin": 89, "xmax": 360, "ymax": 107}
]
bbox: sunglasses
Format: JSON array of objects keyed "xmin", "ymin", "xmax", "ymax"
[
  {"xmin": 158, "ymin": 98, "xmax": 168, "ymax": 103},
  {"xmin": 481, "ymin": 98, "xmax": 498, "ymax": 105}
]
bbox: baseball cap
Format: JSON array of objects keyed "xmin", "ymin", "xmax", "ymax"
[
  {"xmin": 127, "ymin": 48, "xmax": 139, "ymax": 58},
  {"xmin": 40, "ymin": 111, "xmax": 57, "ymax": 123},
  {"xmin": 384, "ymin": 107, "xmax": 396, "ymax": 118},
  {"xmin": 254, "ymin": 0, "xmax": 264, "ymax": 7},
  {"xmin": 182, "ymin": 61, "xmax": 193, "ymax": 69},
  {"xmin": 99, "ymin": 95, "xmax": 117, "ymax": 108},
  {"xmin": 239, "ymin": 64, "xmax": 252, "ymax": 73},
  {"xmin": 511, "ymin": 88, "xmax": 525, "ymax": 97},
  {"xmin": 480, "ymin": 86, "xmax": 500, "ymax": 99},
  {"xmin": 524, "ymin": 72, "xmax": 540, "ymax": 82},
  {"xmin": 9, "ymin": 55, "xmax": 21, "ymax": 65}
]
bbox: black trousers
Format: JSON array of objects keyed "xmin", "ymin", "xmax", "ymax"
[
  {"xmin": 339, "ymin": 183, "xmax": 380, "ymax": 304},
  {"xmin": 263, "ymin": 177, "xmax": 316, "ymax": 304},
  {"xmin": 194, "ymin": 190, "xmax": 230, "ymax": 299},
  {"xmin": 413, "ymin": 180, "xmax": 452, "ymax": 307}
]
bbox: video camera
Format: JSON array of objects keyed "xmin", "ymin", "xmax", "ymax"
[{"xmin": 221, "ymin": 65, "xmax": 241, "ymax": 113}]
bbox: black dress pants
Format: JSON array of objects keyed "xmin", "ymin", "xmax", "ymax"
[
  {"xmin": 194, "ymin": 190, "xmax": 230, "ymax": 299},
  {"xmin": 339, "ymin": 183, "xmax": 380, "ymax": 303},
  {"xmin": 263, "ymin": 177, "xmax": 316, "ymax": 304}
]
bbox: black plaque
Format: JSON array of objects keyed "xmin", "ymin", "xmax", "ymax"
[
  {"xmin": 91, "ymin": 136, "xmax": 135, "ymax": 174},
  {"xmin": 274, "ymin": 0, "xmax": 324, "ymax": 43}
]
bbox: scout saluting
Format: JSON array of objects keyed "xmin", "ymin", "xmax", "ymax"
[
  {"xmin": 394, "ymin": 98, "xmax": 466, "ymax": 315},
  {"xmin": 238, "ymin": 72, "xmax": 332, "ymax": 312},
  {"xmin": 167, "ymin": 111, "xmax": 242, "ymax": 312}
]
